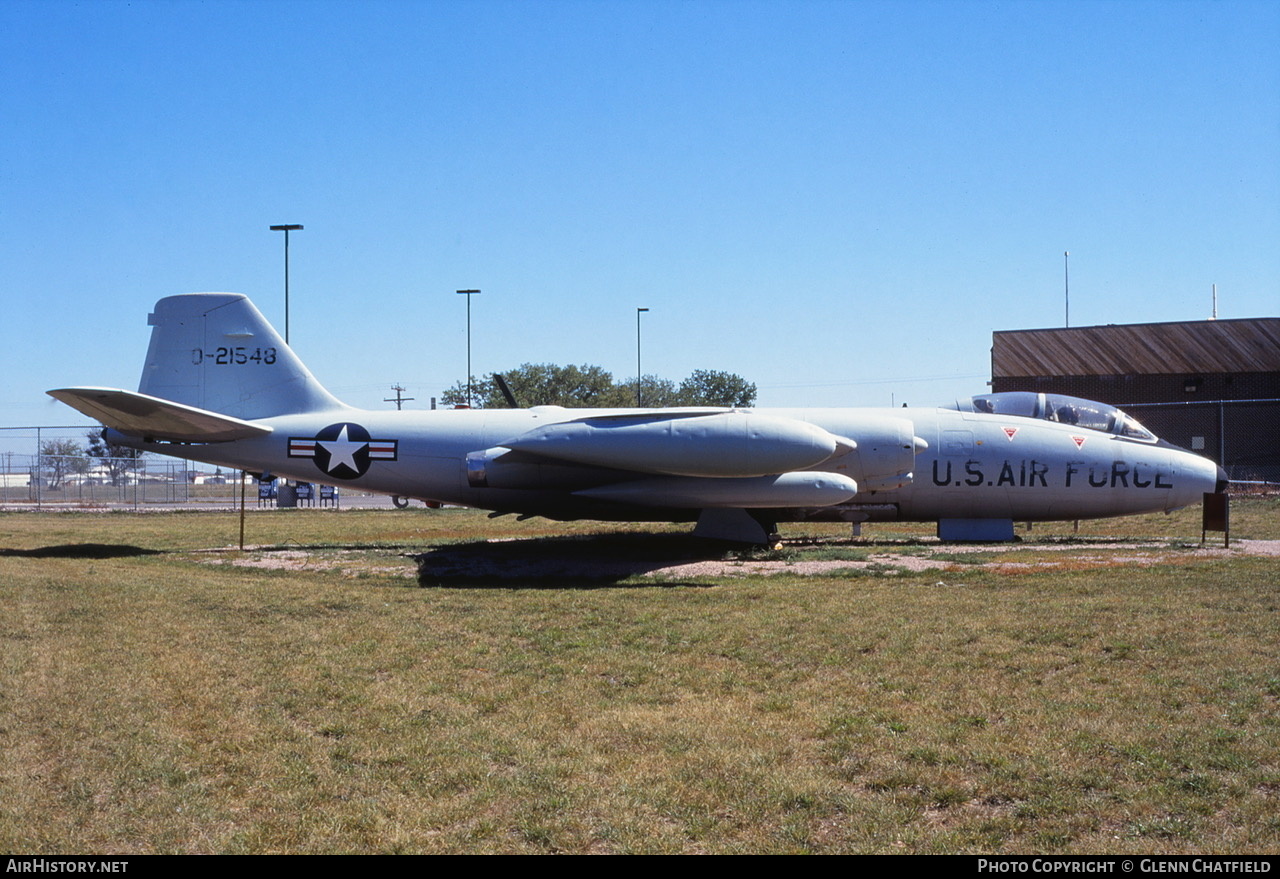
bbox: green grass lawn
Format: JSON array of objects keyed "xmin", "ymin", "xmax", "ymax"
[{"xmin": 1, "ymin": 500, "xmax": 1277, "ymax": 853}]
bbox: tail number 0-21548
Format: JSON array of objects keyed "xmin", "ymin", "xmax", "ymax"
[{"xmin": 192, "ymin": 347, "xmax": 278, "ymax": 366}]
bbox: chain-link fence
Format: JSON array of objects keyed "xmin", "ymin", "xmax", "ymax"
[
  {"xmin": 0, "ymin": 425, "xmax": 250, "ymax": 507},
  {"xmin": 1, "ymin": 451, "xmax": 244, "ymax": 508},
  {"xmin": 0, "ymin": 426, "xmax": 365, "ymax": 509},
  {"xmin": 1125, "ymin": 398, "xmax": 1279, "ymax": 485}
]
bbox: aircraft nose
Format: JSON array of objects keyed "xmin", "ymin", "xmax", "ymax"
[
  {"xmin": 1159, "ymin": 439, "xmax": 1228, "ymax": 498},
  {"xmin": 1187, "ymin": 453, "xmax": 1225, "ymax": 496},
  {"xmin": 1165, "ymin": 448, "xmax": 1223, "ymax": 511}
]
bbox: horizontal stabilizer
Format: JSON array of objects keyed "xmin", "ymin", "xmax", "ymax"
[{"xmin": 46, "ymin": 387, "xmax": 273, "ymax": 442}]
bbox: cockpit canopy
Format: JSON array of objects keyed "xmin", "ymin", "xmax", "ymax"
[{"xmin": 962, "ymin": 392, "xmax": 1157, "ymax": 442}]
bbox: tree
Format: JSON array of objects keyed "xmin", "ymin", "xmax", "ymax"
[
  {"xmin": 676, "ymin": 369, "xmax": 757, "ymax": 407},
  {"xmin": 439, "ymin": 375, "xmax": 496, "ymax": 409},
  {"xmin": 39, "ymin": 438, "xmax": 89, "ymax": 490},
  {"xmin": 86, "ymin": 430, "xmax": 143, "ymax": 486},
  {"xmin": 614, "ymin": 375, "xmax": 679, "ymax": 407},
  {"xmin": 442, "ymin": 363, "xmax": 625, "ymax": 409},
  {"xmin": 440, "ymin": 364, "xmax": 756, "ymax": 409},
  {"xmin": 501, "ymin": 363, "xmax": 623, "ymax": 408}
]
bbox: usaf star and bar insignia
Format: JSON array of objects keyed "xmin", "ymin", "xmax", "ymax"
[{"xmin": 288, "ymin": 422, "xmax": 398, "ymax": 480}]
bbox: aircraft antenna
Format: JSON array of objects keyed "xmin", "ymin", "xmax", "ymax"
[{"xmin": 493, "ymin": 374, "xmax": 518, "ymax": 408}]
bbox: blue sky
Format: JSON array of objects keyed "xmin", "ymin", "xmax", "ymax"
[{"xmin": 3, "ymin": 0, "xmax": 1277, "ymax": 435}]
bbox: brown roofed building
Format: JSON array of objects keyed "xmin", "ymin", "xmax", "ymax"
[{"xmin": 991, "ymin": 318, "xmax": 1280, "ymax": 483}]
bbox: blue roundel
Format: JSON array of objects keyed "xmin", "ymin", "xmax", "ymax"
[
  {"xmin": 287, "ymin": 422, "xmax": 398, "ymax": 480},
  {"xmin": 311, "ymin": 422, "xmax": 373, "ymax": 479}
]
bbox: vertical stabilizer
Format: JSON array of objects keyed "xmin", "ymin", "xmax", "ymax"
[{"xmin": 138, "ymin": 293, "xmax": 346, "ymax": 419}]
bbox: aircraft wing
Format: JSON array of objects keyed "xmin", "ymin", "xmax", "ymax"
[{"xmin": 46, "ymin": 387, "xmax": 273, "ymax": 443}]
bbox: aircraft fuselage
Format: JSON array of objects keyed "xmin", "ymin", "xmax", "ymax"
[
  {"xmin": 54, "ymin": 293, "xmax": 1224, "ymax": 544},
  {"xmin": 109, "ymin": 401, "xmax": 1219, "ymax": 527}
]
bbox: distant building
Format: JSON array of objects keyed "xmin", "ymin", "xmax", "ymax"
[{"xmin": 991, "ymin": 318, "xmax": 1280, "ymax": 483}]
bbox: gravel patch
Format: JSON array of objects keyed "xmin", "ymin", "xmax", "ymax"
[{"xmin": 198, "ymin": 537, "xmax": 1280, "ymax": 584}]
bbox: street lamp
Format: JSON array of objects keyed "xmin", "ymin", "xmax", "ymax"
[
  {"xmin": 269, "ymin": 224, "xmax": 303, "ymax": 344},
  {"xmin": 457, "ymin": 289, "xmax": 481, "ymax": 407},
  {"xmin": 636, "ymin": 307, "xmax": 649, "ymax": 407}
]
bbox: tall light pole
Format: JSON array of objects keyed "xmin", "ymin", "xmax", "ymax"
[
  {"xmin": 636, "ymin": 307, "xmax": 649, "ymax": 407},
  {"xmin": 457, "ymin": 289, "xmax": 481, "ymax": 407},
  {"xmin": 269, "ymin": 224, "xmax": 303, "ymax": 345},
  {"xmin": 1064, "ymin": 250, "xmax": 1070, "ymax": 328}
]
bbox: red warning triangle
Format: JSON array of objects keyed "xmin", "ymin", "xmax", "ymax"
[
  {"xmin": 1002, "ymin": 426, "xmax": 1018, "ymax": 441},
  {"xmin": 1071, "ymin": 435, "xmax": 1087, "ymax": 449}
]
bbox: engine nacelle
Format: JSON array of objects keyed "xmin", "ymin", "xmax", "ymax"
[
  {"xmin": 813, "ymin": 413, "xmax": 925, "ymax": 492},
  {"xmin": 499, "ymin": 411, "xmax": 854, "ymax": 478},
  {"xmin": 466, "ymin": 447, "xmax": 632, "ymax": 491}
]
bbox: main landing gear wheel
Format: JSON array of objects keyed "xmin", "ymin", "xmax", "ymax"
[{"xmin": 392, "ymin": 495, "xmax": 411, "ymax": 509}]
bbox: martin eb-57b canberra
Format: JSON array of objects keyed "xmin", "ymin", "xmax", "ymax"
[{"xmin": 50, "ymin": 294, "xmax": 1227, "ymax": 543}]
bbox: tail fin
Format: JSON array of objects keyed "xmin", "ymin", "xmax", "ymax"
[{"xmin": 139, "ymin": 293, "xmax": 345, "ymax": 419}]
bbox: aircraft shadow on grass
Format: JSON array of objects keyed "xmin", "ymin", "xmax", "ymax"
[
  {"xmin": 413, "ymin": 532, "xmax": 736, "ymax": 588},
  {"xmin": 0, "ymin": 543, "xmax": 162, "ymax": 559}
]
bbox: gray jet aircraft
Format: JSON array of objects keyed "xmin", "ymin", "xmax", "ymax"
[{"xmin": 49, "ymin": 293, "xmax": 1227, "ymax": 543}]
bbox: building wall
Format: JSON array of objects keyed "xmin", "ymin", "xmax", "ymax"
[
  {"xmin": 991, "ymin": 372, "xmax": 1278, "ymax": 406},
  {"xmin": 991, "ymin": 320, "xmax": 1279, "ymax": 483}
]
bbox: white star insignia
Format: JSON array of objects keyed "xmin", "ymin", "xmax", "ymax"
[{"xmin": 318, "ymin": 424, "xmax": 367, "ymax": 474}]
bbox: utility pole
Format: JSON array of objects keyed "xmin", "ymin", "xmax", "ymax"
[{"xmin": 384, "ymin": 385, "xmax": 414, "ymax": 410}]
